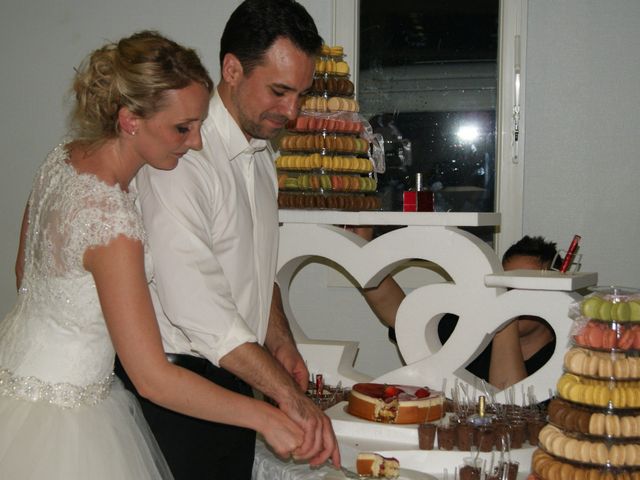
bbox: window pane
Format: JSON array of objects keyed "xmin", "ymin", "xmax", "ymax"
[{"xmin": 359, "ymin": 0, "xmax": 499, "ymax": 217}]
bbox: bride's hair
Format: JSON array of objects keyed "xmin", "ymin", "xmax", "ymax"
[{"xmin": 70, "ymin": 30, "xmax": 212, "ymax": 145}]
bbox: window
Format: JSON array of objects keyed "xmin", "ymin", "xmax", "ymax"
[
  {"xmin": 332, "ymin": 0, "xmax": 527, "ymax": 254},
  {"xmin": 360, "ymin": 0, "xmax": 498, "ymax": 219}
]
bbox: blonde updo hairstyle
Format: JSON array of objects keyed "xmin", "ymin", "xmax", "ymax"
[{"xmin": 71, "ymin": 30, "xmax": 213, "ymax": 145}]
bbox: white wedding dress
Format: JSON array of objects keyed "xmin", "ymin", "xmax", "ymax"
[{"xmin": 0, "ymin": 145, "xmax": 173, "ymax": 479}]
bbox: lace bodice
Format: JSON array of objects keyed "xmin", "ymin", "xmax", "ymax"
[{"xmin": 0, "ymin": 144, "xmax": 146, "ymax": 407}]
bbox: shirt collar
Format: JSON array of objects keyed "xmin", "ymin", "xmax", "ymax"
[{"xmin": 210, "ymin": 90, "xmax": 269, "ymax": 161}]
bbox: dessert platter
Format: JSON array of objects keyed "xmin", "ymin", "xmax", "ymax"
[
  {"xmin": 530, "ymin": 287, "xmax": 640, "ymax": 480},
  {"xmin": 323, "ymin": 382, "xmax": 537, "ymax": 478},
  {"xmin": 310, "ymin": 287, "xmax": 640, "ymax": 479}
]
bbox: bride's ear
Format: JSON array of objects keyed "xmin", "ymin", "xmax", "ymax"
[{"xmin": 118, "ymin": 107, "xmax": 140, "ymax": 137}]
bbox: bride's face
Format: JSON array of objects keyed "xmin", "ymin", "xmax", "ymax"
[{"xmin": 135, "ymin": 82, "xmax": 210, "ymax": 171}]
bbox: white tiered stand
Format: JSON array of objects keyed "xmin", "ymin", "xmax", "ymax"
[{"xmin": 253, "ymin": 210, "xmax": 598, "ymax": 480}]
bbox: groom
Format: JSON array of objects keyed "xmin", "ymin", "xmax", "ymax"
[{"xmin": 117, "ymin": 1, "xmax": 340, "ymax": 478}]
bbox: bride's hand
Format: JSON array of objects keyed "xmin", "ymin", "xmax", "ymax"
[{"xmin": 261, "ymin": 407, "xmax": 305, "ymax": 458}]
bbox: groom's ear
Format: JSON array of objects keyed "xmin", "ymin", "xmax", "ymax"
[{"xmin": 221, "ymin": 53, "xmax": 244, "ymax": 86}]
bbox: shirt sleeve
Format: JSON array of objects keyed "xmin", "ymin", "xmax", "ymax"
[{"xmin": 136, "ymin": 160, "xmax": 258, "ymax": 366}]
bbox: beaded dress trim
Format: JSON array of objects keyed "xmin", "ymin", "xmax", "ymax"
[{"xmin": 0, "ymin": 368, "xmax": 113, "ymax": 409}]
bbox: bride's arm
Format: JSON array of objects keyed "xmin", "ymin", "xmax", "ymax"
[{"xmin": 83, "ymin": 234, "xmax": 304, "ymax": 458}]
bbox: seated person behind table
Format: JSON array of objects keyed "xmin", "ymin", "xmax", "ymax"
[
  {"xmin": 349, "ymin": 228, "xmax": 558, "ymax": 389},
  {"xmin": 437, "ymin": 235, "xmax": 560, "ymax": 389}
]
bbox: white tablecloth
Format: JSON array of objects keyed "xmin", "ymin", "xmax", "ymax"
[
  {"xmin": 252, "ymin": 440, "xmax": 339, "ymax": 480},
  {"xmin": 252, "ymin": 439, "xmax": 531, "ymax": 480},
  {"xmin": 253, "ymin": 403, "xmax": 534, "ymax": 479}
]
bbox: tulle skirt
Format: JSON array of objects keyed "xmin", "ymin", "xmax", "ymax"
[{"xmin": 0, "ymin": 379, "xmax": 173, "ymax": 479}]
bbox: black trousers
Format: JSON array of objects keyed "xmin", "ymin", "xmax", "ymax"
[{"xmin": 114, "ymin": 355, "xmax": 256, "ymax": 480}]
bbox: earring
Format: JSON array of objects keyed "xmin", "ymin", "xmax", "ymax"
[{"xmin": 130, "ymin": 130, "xmax": 137, "ymax": 136}]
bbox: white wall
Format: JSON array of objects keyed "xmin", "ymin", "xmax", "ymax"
[
  {"xmin": 523, "ymin": 0, "xmax": 640, "ymax": 287},
  {"xmin": 0, "ymin": 0, "xmax": 225, "ymax": 314},
  {"xmin": 0, "ymin": 0, "xmax": 332, "ymax": 314}
]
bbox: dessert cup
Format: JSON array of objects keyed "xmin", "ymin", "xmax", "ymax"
[{"xmin": 418, "ymin": 423, "xmax": 436, "ymax": 450}]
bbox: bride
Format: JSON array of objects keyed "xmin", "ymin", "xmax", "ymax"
[{"xmin": 0, "ymin": 30, "xmax": 303, "ymax": 479}]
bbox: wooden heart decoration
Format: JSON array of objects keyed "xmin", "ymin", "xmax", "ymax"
[{"xmin": 277, "ymin": 222, "xmax": 579, "ymax": 397}]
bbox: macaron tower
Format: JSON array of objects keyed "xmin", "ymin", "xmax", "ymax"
[
  {"xmin": 531, "ymin": 287, "xmax": 640, "ymax": 480},
  {"xmin": 276, "ymin": 44, "xmax": 381, "ymax": 211}
]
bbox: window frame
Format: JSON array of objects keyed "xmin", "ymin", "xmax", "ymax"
[{"xmin": 330, "ymin": 0, "xmax": 528, "ymax": 256}]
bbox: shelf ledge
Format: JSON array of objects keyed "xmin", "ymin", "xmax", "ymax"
[
  {"xmin": 279, "ymin": 209, "xmax": 501, "ymax": 227},
  {"xmin": 484, "ymin": 269, "xmax": 598, "ymax": 291}
]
